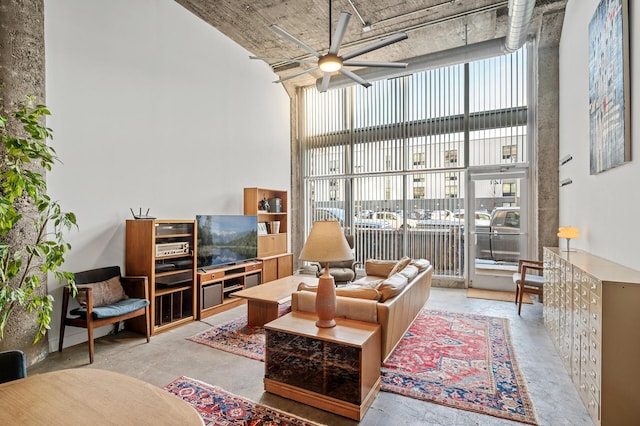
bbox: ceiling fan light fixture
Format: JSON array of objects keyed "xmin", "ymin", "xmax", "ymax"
[{"xmin": 318, "ymin": 54, "xmax": 343, "ymax": 72}]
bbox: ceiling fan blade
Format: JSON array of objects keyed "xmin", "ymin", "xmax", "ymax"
[
  {"xmin": 329, "ymin": 12, "xmax": 351, "ymax": 55},
  {"xmin": 342, "ymin": 33, "xmax": 408, "ymax": 61},
  {"xmin": 273, "ymin": 66, "xmax": 319, "ymax": 84},
  {"xmin": 341, "ymin": 68, "xmax": 372, "ymax": 88},
  {"xmin": 318, "ymin": 73, "xmax": 332, "ymax": 92},
  {"xmin": 270, "ymin": 24, "xmax": 321, "ymax": 58},
  {"xmin": 343, "ymin": 60, "xmax": 408, "ymax": 68},
  {"xmin": 250, "ymin": 56, "xmax": 317, "ymax": 64}
]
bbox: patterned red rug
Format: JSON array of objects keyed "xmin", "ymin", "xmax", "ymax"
[
  {"xmin": 188, "ymin": 308, "xmax": 538, "ymax": 425},
  {"xmin": 164, "ymin": 376, "xmax": 323, "ymax": 426},
  {"xmin": 187, "ymin": 304, "xmax": 290, "ymax": 361},
  {"xmin": 381, "ymin": 309, "xmax": 538, "ymax": 425}
]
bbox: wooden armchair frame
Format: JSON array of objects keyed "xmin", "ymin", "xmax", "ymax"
[
  {"xmin": 58, "ymin": 266, "xmax": 150, "ymax": 363},
  {"xmin": 513, "ymin": 259, "xmax": 544, "ymax": 315}
]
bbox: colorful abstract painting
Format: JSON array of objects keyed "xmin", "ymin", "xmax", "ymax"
[{"xmin": 588, "ymin": 0, "xmax": 630, "ymax": 174}]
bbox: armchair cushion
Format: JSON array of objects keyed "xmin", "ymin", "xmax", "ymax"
[
  {"xmin": 71, "ymin": 298, "xmax": 150, "ymax": 319},
  {"xmin": 75, "ymin": 276, "xmax": 127, "ymax": 307}
]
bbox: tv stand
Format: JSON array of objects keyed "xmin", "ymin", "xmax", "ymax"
[{"xmin": 197, "ymin": 260, "xmax": 262, "ymax": 319}]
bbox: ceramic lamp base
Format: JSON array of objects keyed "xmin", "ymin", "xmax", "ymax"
[{"xmin": 315, "ymin": 273, "xmax": 337, "ymax": 328}]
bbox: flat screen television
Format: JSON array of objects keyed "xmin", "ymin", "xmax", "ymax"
[{"xmin": 196, "ymin": 215, "xmax": 258, "ymax": 270}]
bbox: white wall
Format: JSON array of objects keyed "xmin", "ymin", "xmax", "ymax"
[
  {"xmin": 44, "ymin": 0, "xmax": 290, "ymax": 351},
  {"xmin": 559, "ymin": 0, "xmax": 639, "ymax": 268}
]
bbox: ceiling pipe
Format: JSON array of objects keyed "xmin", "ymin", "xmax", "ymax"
[
  {"xmin": 315, "ymin": 0, "xmax": 535, "ymax": 91},
  {"xmin": 504, "ymin": 0, "xmax": 536, "ymax": 52}
]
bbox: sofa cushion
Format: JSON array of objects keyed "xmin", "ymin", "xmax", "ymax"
[
  {"xmin": 411, "ymin": 258, "xmax": 431, "ymax": 272},
  {"xmin": 297, "ymin": 282, "xmax": 381, "ymax": 301},
  {"xmin": 399, "ymin": 264, "xmax": 419, "ymax": 281},
  {"xmin": 71, "ymin": 298, "xmax": 149, "ymax": 319},
  {"xmin": 364, "ymin": 259, "xmax": 397, "ymax": 277},
  {"xmin": 351, "ymin": 275, "xmax": 384, "ymax": 289},
  {"xmin": 376, "ymin": 273, "xmax": 410, "ymax": 302},
  {"xmin": 388, "ymin": 256, "xmax": 412, "ymax": 276},
  {"xmin": 76, "ymin": 276, "xmax": 127, "ymax": 307}
]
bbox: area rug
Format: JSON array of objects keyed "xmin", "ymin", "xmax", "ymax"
[
  {"xmin": 467, "ymin": 288, "xmax": 533, "ymax": 304},
  {"xmin": 164, "ymin": 376, "xmax": 323, "ymax": 426},
  {"xmin": 381, "ymin": 309, "xmax": 538, "ymax": 425},
  {"xmin": 187, "ymin": 304, "xmax": 290, "ymax": 361},
  {"xmin": 188, "ymin": 308, "xmax": 537, "ymax": 425}
]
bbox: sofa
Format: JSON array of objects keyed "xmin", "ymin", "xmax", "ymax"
[{"xmin": 292, "ymin": 257, "xmax": 433, "ymax": 362}]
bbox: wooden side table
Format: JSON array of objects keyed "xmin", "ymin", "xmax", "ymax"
[{"xmin": 264, "ymin": 311, "xmax": 381, "ymax": 421}]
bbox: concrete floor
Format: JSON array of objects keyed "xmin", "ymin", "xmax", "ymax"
[{"xmin": 30, "ymin": 287, "xmax": 592, "ymax": 426}]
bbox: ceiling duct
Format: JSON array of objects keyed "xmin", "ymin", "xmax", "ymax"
[{"xmin": 504, "ymin": 0, "xmax": 536, "ymax": 52}]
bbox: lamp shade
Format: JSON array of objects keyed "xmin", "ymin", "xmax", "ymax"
[
  {"xmin": 299, "ymin": 221, "xmax": 354, "ymax": 263},
  {"xmin": 557, "ymin": 227, "xmax": 580, "ymax": 239}
]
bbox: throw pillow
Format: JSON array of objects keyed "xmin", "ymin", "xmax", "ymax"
[
  {"xmin": 76, "ymin": 276, "xmax": 128, "ymax": 307},
  {"xmin": 388, "ymin": 256, "xmax": 412, "ymax": 277},
  {"xmin": 376, "ymin": 273, "xmax": 409, "ymax": 302}
]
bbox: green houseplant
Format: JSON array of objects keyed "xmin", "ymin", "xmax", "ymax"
[{"xmin": 0, "ymin": 94, "xmax": 77, "ymax": 343}]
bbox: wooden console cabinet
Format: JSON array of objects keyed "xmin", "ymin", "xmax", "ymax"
[
  {"xmin": 197, "ymin": 260, "xmax": 262, "ymax": 319},
  {"xmin": 125, "ymin": 219, "xmax": 197, "ymax": 334},
  {"xmin": 264, "ymin": 311, "xmax": 381, "ymax": 421},
  {"xmin": 260, "ymin": 253, "xmax": 293, "ymax": 283},
  {"xmin": 244, "ymin": 187, "xmax": 293, "ymax": 282},
  {"xmin": 543, "ymin": 247, "xmax": 640, "ymax": 426}
]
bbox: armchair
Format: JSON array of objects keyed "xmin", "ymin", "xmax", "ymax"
[
  {"xmin": 58, "ymin": 266, "xmax": 150, "ymax": 363},
  {"xmin": 0, "ymin": 350, "xmax": 27, "ymax": 384},
  {"xmin": 512, "ymin": 259, "xmax": 544, "ymax": 315},
  {"xmin": 311, "ymin": 234, "xmax": 359, "ymax": 285}
]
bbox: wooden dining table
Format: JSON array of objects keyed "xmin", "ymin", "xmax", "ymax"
[{"xmin": 0, "ymin": 368, "xmax": 203, "ymax": 425}]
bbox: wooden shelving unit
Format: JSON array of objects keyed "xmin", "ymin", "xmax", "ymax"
[
  {"xmin": 244, "ymin": 187, "xmax": 293, "ymax": 281},
  {"xmin": 125, "ymin": 219, "xmax": 197, "ymax": 334},
  {"xmin": 197, "ymin": 260, "xmax": 262, "ymax": 319}
]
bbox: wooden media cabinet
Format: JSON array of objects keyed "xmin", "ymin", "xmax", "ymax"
[{"xmin": 197, "ymin": 260, "xmax": 262, "ymax": 319}]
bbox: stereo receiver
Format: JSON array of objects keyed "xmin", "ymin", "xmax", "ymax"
[{"xmin": 156, "ymin": 242, "xmax": 189, "ymax": 257}]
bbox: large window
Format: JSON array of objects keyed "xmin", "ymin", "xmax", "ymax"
[{"xmin": 300, "ymin": 46, "xmax": 529, "ymax": 278}]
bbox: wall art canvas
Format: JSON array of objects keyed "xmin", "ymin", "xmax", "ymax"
[{"xmin": 588, "ymin": 0, "xmax": 630, "ymax": 174}]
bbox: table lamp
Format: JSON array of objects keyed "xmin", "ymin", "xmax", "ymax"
[
  {"xmin": 557, "ymin": 226, "xmax": 579, "ymax": 252},
  {"xmin": 299, "ymin": 221, "xmax": 354, "ymax": 328}
]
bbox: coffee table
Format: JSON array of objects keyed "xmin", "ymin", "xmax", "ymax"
[{"xmin": 231, "ymin": 275, "xmax": 318, "ymax": 326}]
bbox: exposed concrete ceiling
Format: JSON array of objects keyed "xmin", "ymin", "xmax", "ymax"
[{"xmin": 175, "ymin": 0, "xmax": 567, "ymax": 95}]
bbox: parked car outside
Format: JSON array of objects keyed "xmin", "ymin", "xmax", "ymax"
[
  {"xmin": 314, "ymin": 207, "xmax": 357, "ymax": 228},
  {"xmin": 356, "ymin": 211, "xmax": 417, "ymax": 229},
  {"xmin": 429, "ymin": 209, "xmax": 453, "ymax": 220}
]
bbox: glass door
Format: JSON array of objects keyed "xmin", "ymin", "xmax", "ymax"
[{"xmin": 467, "ymin": 170, "xmax": 529, "ymax": 290}]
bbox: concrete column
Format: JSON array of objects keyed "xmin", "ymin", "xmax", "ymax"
[
  {"xmin": 0, "ymin": 0, "xmax": 48, "ymax": 364},
  {"xmin": 535, "ymin": 9, "xmax": 564, "ymax": 260}
]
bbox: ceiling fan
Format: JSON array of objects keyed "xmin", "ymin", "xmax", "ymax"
[{"xmin": 250, "ymin": 1, "xmax": 409, "ymax": 92}]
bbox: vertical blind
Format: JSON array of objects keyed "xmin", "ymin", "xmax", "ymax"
[{"xmin": 300, "ymin": 46, "xmax": 529, "ymax": 277}]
